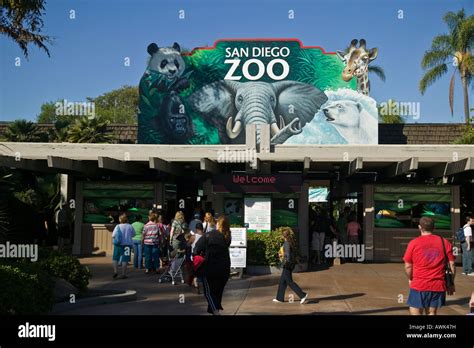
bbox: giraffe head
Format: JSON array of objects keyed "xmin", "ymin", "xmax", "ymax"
[{"xmin": 336, "ymin": 39, "xmax": 378, "ymax": 82}]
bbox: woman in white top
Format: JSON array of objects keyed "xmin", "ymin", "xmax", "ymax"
[{"xmin": 202, "ymin": 212, "xmax": 216, "ymax": 233}]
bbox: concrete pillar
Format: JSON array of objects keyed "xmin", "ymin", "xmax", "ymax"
[
  {"xmin": 72, "ymin": 181, "xmax": 83, "ymax": 255},
  {"xmin": 155, "ymin": 181, "xmax": 164, "ymax": 210},
  {"xmin": 363, "ymin": 184, "xmax": 374, "ymax": 261},
  {"xmin": 298, "ymin": 182, "xmax": 309, "ymax": 269}
]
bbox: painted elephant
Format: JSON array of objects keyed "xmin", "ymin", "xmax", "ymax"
[{"xmin": 187, "ymin": 80, "xmax": 328, "ymax": 144}]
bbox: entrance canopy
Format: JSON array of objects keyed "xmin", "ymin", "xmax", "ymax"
[{"xmin": 1, "ymin": 140, "xmax": 472, "ymax": 181}]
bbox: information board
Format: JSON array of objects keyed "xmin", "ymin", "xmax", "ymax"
[
  {"xmin": 244, "ymin": 197, "xmax": 271, "ymax": 232},
  {"xmin": 230, "ymin": 247, "xmax": 247, "ymax": 268},
  {"xmin": 230, "ymin": 227, "xmax": 247, "ymax": 247}
]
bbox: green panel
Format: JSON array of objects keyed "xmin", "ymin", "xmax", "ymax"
[
  {"xmin": 374, "ymin": 193, "xmax": 451, "ymax": 202},
  {"xmin": 83, "ymin": 182, "xmax": 154, "ymax": 190},
  {"xmin": 83, "ymin": 190, "xmax": 154, "ymax": 198},
  {"xmin": 374, "ymin": 185, "xmax": 451, "ymax": 194}
]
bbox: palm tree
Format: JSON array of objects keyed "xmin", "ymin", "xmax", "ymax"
[
  {"xmin": 368, "ymin": 65, "xmax": 386, "ymax": 83},
  {"xmin": 48, "ymin": 119, "xmax": 70, "ymax": 142},
  {"xmin": 419, "ymin": 9, "xmax": 474, "ymax": 124},
  {"xmin": 67, "ymin": 116, "xmax": 114, "ymax": 143},
  {"xmin": 0, "ymin": 0, "xmax": 52, "ymax": 58},
  {"xmin": 2, "ymin": 119, "xmax": 45, "ymax": 142}
]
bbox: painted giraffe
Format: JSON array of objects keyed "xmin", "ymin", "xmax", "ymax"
[{"xmin": 336, "ymin": 39, "xmax": 378, "ymax": 96}]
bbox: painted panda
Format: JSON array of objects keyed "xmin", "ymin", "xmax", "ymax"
[{"xmin": 146, "ymin": 42, "xmax": 189, "ymax": 92}]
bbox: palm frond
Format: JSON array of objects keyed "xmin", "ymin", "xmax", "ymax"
[
  {"xmin": 419, "ymin": 64, "xmax": 448, "ymax": 94},
  {"xmin": 443, "ymin": 9, "xmax": 465, "ymax": 36},
  {"xmin": 368, "ymin": 65, "xmax": 386, "ymax": 82},
  {"xmin": 458, "ymin": 16, "xmax": 474, "ymax": 52},
  {"xmin": 449, "ymin": 72, "xmax": 455, "ymax": 116},
  {"xmin": 421, "ymin": 49, "xmax": 451, "ymax": 69},
  {"xmin": 431, "ymin": 34, "xmax": 453, "ymax": 51}
]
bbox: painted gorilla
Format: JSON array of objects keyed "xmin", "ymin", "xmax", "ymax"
[{"xmin": 157, "ymin": 91, "xmax": 194, "ymax": 143}]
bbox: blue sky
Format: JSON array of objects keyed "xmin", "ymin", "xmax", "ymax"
[{"xmin": 0, "ymin": 0, "xmax": 472, "ymax": 123}]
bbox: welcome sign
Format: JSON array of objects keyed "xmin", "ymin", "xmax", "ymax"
[{"xmin": 138, "ymin": 39, "xmax": 379, "ymax": 145}]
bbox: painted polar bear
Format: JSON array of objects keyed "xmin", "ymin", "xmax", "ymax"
[
  {"xmin": 286, "ymin": 88, "xmax": 378, "ymax": 144},
  {"xmin": 322, "ymin": 93, "xmax": 378, "ymax": 144}
]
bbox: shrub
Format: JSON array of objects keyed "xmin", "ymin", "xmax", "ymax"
[
  {"xmin": 0, "ymin": 262, "xmax": 54, "ymax": 314},
  {"xmin": 38, "ymin": 249, "xmax": 91, "ymax": 293},
  {"xmin": 453, "ymin": 126, "xmax": 474, "ymax": 144},
  {"xmin": 247, "ymin": 227, "xmax": 298, "ymax": 266}
]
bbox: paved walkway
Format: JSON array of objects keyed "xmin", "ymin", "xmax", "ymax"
[{"xmin": 58, "ymin": 257, "xmax": 473, "ymax": 315}]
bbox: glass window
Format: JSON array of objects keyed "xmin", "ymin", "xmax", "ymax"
[
  {"xmin": 374, "ymin": 188, "xmax": 451, "ymax": 229},
  {"xmin": 83, "ymin": 183, "xmax": 154, "ymax": 223},
  {"xmin": 272, "ymin": 198, "xmax": 298, "ymax": 229},
  {"xmin": 224, "ymin": 198, "xmax": 244, "ymax": 226}
]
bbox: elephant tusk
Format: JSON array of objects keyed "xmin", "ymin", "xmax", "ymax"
[
  {"xmin": 270, "ymin": 122, "xmax": 280, "ymax": 137},
  {"xmin": 279, "ymin": 116, "xmax": 286, "ymax": 129},
  {"xmin": 226, "ymin": 117, "xmax": 242, "ymax": 139}
]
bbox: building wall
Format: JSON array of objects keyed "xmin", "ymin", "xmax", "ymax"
[{"xmin": 0, "ymin": 123, "xmax": 467, "ymax": 145}]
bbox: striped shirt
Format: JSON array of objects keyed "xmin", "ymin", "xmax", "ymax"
[{"xmin": 142, "ymin": 221, "xmax": 161, "ymax": 245}]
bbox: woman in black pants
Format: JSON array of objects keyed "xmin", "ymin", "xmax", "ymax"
[
  {"xmin": 274, "ymin": 228, "xmax": 308, "ymax": 304},
  {"xmin": 194, "ymin": 214, "xmax": 231, "ymax": 315}
]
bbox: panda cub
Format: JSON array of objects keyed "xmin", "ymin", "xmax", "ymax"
[{"xmin": 146, "ymin": 42, "xmax": 189, "ymax": 92}]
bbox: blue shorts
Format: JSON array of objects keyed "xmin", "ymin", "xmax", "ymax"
[
  {"xmin": 407, "ymin": 289, "xmax": 446, "ymax": 309},
  {"xmin": 112, "ymin": 245, "xmax": 132, "ymax": 262}
]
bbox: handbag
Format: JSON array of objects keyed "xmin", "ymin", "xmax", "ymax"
[
  {"xmin": 113, "ymin": 226, "xmax": 122, "ymax": 246},
  {"xmin": 439, "ymin": 236, "xmax": 454, "ymax": 289},
  {"xmin": 192, "ymin": 235, "xmax": 208, "ymax": 275}
]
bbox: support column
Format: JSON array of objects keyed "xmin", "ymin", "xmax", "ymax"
[
  {"xmin": 363, "ymin": 184, "xmax": 374, "ymax": 261},
  {"xmin": 298, "ymin": 181, "xmax": 309, "ymax": 271},
  {"xmin": 72, "ymin": 181, "xmax": 83, "ymax": 255},
  {"xmin": 155, "ymin": 182, "xmax": 164, "ymax": 210}
]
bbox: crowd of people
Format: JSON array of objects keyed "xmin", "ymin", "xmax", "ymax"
[
  {"xmin": 309, "ymin": 206, "xmax": 362, "ymax": 265},
  {"xmin": 111, "ymin": 209, "xmax": 231, "ymax": 315},
  {"xmin": 110, "ymin": 205, "xmax": 473, "ymax": 316}
]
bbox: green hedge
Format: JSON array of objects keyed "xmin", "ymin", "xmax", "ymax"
[
  {"xmin": 38, "ymin": 249, "xmax": 91, "ymax": 293},
  {"xmin": 0, "ymin": 248, "xmax": 91, "ymax": 314},
  {"xmin": 247, "ymin": 227, "xmax": 298, "ymax": 266},
  {"xmin": 0, "ymin": 262, "xmax": 54, "ymax": 314}
]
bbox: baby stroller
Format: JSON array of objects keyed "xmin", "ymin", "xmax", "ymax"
[{"xmin": 158, "ymin": 249, "xmax": 185, "ymax": 285}]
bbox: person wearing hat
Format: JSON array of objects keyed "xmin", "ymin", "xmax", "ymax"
[{"xmin": 189, "ymin": 212, "xmax": 202, "ymax": 235}]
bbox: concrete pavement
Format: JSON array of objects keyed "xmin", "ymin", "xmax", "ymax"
[{"xmin": 57, "ymin": 257, "xmax": 474, "ymax": 315}]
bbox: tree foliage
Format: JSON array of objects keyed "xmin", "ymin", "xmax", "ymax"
[
  {"xmin": 2, "ymin": 119, "xmax": 47, "ymax": 142},
  {"xmin": 0, "ymin": 0, "xmax": 52, "ymax": 58},
  {"xmin": 89, "ymin": 85, "xmax": 139, "ymax": 124},
  {"xmin": 419, "ymin": 9, "xmax": 474, "ymax": 123},
  {"xmin": 66, "ymin": 116, "xmax": 114, "ymax": 143}
]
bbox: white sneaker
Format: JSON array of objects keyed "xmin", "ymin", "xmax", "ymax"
[
  {"xmin": 300, "ymin": 293, "xmax": 308, "ymax": 304},
  {"xmin": 272, "ymin": 299, "xmax": 284, "ymax": 303},
  {"xmin": 462, "ymin": 272, "xmax": 467, "ymax": 275},
  {"xmin": 468, "ymin": 273, "xmax": 474, "ymax": 276}
]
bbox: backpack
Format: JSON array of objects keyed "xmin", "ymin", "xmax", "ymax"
[
  {"xmin": 455, "ymin": 227, "xmax": 466, "ymax": 243},
  {"xmin": 113, "ymin": 226, "xmax": 122, "ymax": 246}
]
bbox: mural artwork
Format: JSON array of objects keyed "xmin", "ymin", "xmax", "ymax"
[{"xmin": 138, "ymin": 39, "xmax": 379, "ymax": 145}]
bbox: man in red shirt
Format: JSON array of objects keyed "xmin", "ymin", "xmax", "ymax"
[{"xmin": 403, "ymin": 216, "xmax": 456, "ymax": 315}]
